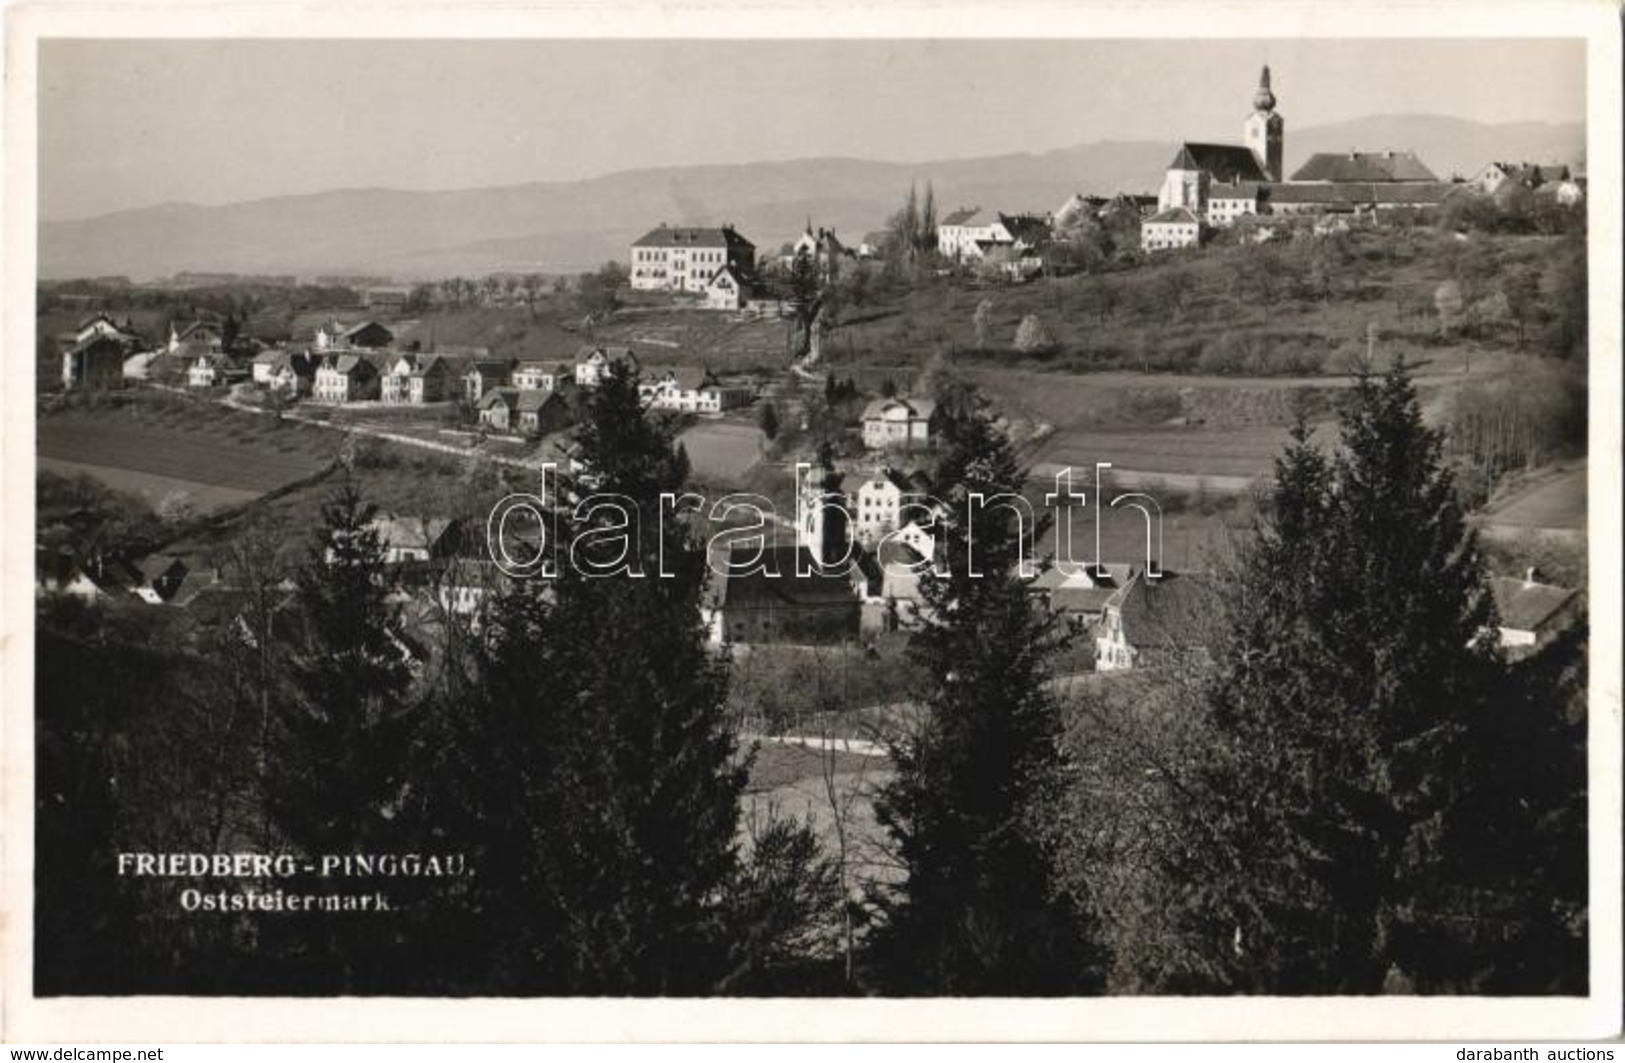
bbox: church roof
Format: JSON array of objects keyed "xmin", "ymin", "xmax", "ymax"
[
  {"xmin": 1290, "ymin": 151, "xmax": 1438, "ymax": 182},
  {"xmin": 1264, "ymin": 182, "xmax": 1460, "ymax": 206},
  {"xmin": 1167, "ymin": 142, "xmax": 1269, "ymax": 182}
]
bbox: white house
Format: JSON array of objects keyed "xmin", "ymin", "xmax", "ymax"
[
  {"xmin": 313, "ymin": 354, "xmax": 380, "ymax": 404},
  {"xmin": 1140, "ymin": 207, "xmax": 1203, "ymax": 252},
  {"xmin": 937, "ymin": 209, "xmax": 1051, "ymax": 261},
  {"xmin": 846, "ymin": 468, "xmax": 928, "ymax": 546},
  {"xmin": 513, "ymin": 361, "xmax": 570, "ymax": 391},
  {"xmin": 861, "ymin": 396, "xmax": 939, "ymax": 451},
  {"xmin": 575, "ymin": 346, "xmax": 639, "ymax": 388},
  {"xmin": 706, "ymin": 265, "xmax": 749, "ymax": 311}
]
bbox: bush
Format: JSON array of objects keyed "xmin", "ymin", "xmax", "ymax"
[{"xmin": 1013, "ymin": 314, "xmax": 1057, "ymax": 355}]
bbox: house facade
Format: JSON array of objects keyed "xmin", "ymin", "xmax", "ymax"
[
  {"xmin": 717, "ymin": 545, "xmax": 861, "ymax": 645},
  {"xmin": 639, "ymin": 367, "xmax": 753, "ymax": 413},
  {"xmin": 629, "ymin": 224, "xmax": 757, "ymax": 294},
  {"xmin": 705, "ymin": 265, "xmax": 749, "ymax": 311},
  {"xmin": 313, "ymin": 354, "xmax": 380, "ymax": 404},
  {"xmin": 513, "ymin": 361, "xmax": 570, "ymax": 391},
  {"xmin": 575, "ymin": 346, "xmax": 639, "ymax": 388},
  {"xmin": 861, "ymin": 397, "xmax": 939, "ymax": 451},
  {"xmin": 61, "ymin": 336, "xmax": 131, "ymax": 391},
  {"xmin": 1141, "ymin": 207, "xmax": 1204, "ymax": 252},
  {"xmin": 464, "ymin": 359, "xmax": 514, "ymax": 403}
]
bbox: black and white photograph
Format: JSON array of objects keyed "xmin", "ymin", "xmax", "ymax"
[{"xmin": 4, "ymin": 2, "xmax": 1620, "ymax": 1043}]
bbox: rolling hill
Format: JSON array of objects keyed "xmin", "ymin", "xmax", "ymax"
[{"xmin": 40, "ymin": 114, "xmax": 1583, "ymax": 281}]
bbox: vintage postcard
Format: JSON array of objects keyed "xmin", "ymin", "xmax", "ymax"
[{"xmin": 2, "ymin": 0, "xmax": 1620, "ymax": 1043}]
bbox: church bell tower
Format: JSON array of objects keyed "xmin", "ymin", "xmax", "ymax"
[{"xmin": 1242, "ymin": 64, "xmax": 1285, "ymax": 182}]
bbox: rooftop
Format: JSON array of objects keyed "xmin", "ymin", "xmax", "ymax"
[{"xmin": 1290, "ymin": 151, "xmax": 1439, "ymax": 183}]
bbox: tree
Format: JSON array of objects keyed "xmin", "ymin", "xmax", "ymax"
[
  {"xmin": 521, "ymin": 273, "xmax": 545, "ymax": 316},
  {"xmin": 1013, "ymin": 313, "xmax": 1056, "ymax": 355},
  {"xmin": 1433, "ymin": 279, "xmax": 1464, "ymax": 336},
  {"xmin": 757, "ymin": 400, "xmax": 780, "ymax": 441},
  {"xmin": 973, "ymin": 298, "xmax": 994, "ymax": 351},
  {"xmin": 1163, "ymin": 362, "xmax": 1571, "ymax": 993},
  {"xmin": 920, "ymin": 181, "xmax": 939, "ymax": 256},
  {"xmin": 867, "ymin": 386, "xmax": 1105, "ymax": 994},
  {"xmin": 452, "ymin": 362, "xmax": 821, "ymax": 994},
  {"xmin": 261, "ymin": 478, "xmax": 417, "ymax": 991},
  {"xmin": 788, "ymin": 251, "xmax": 824, "ymax": 360},
  {"xmin": 1502, "ymin": 268, "xmax": 1541, "ymax": 348}
]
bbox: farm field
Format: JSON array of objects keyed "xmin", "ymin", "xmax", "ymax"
[
  {"xmin": 679, "ymin": 420, "xmax": 767, "ymax": 484},
  {"xmin": 1480, "ymin": 460, "xmax": 1587, "ymax": 532},
  {"xmin": 38, "ymin": 407, "xmax": 337, "ymax": 511},
  {"xmin": 741, "ymin": 742, "xmax": 898, "ymax": 889},
  {"xmin": 38, "ymin": 457, "xmax": 261, "ymax": 514}
]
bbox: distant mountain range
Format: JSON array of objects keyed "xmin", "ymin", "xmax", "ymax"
[{"xmin": 40, "ymin": 114, "xmax": 1584, "ymax": 281}]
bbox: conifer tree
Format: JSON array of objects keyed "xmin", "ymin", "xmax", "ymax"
[
  {"xmin": 1171, "ymin": 362, "xmax": 1555, "ymax": 992},
  {"xmin": 262, "ymin": 478, "xmax": 416, "ymax": 991},
  {"xmin": 867, "ymin": 386, "xmax": 1105, "ymax": 994},
  {"xmin": 466, "ymin": 363, "xmax": 752, "ymax": 993}
]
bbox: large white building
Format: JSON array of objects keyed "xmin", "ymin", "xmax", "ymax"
[
  {"xmin": 937, "ymin": 209, "xmax": 1052, "ymax": 261},
  {"xmin": 629, "ymin": 224, "xmax": 757, "ymax": 294}
]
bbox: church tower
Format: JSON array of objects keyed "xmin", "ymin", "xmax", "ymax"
[{"xmin": 1242, "ymin": 64, "xmax": 1285, "ymax": 182}]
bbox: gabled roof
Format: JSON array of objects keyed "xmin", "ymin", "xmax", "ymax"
[
  {"xmin": 1290, "ymin": 151, "xmax": 1438, "ymax": 183},
  {"xmin": 326, "ymin": 354, "xmax": 375, "ymax": 376},
  {"xmin": 465, "ymin": 358, "xmax": 514, "ymax": 376},
  {"xmin": 631, "ymin": 225, "xmax": 755, "ymax": 251},
  {"xmin": 1264, "ymin": 182, "xmax": 1460, "ymax": 206},
  {"xmin": 861, "ymin": 396, "xmax": 938, "ymax": 422},
  {"xmin": 578, "ymin": 345, "xmax": 640, "ymax": 368},
  {"xmin": 516, "ymin": 389, "xmax": 564, "ymax": 414},
  {"xmin": 1110, "ymin": 571, "xmax": 1220, "ymax": 652},
  {"xmin": 1167, "ymin": 143, "xmax": 1268, "ymax": 182},
  {"xmin": 644, "ymin": 365, "xmax": 713, "ymax": 391},
  {"xmin": 478, "ymin": 386, "xmax": 519, "ymax": 410},
  {"xmin": 69, "ymin": 334, "xmax": 134, "ymax": 358},
  {"xmin": 371, "ymin": 515, "xmax": 452, "ymax": 552},
  {"xmin": 721, "ymin": 546, "xmax": 860, "ymax": 609},
  {"xmin": 1489, "ymin": 577, "xmax": 1578, "ymax": 632},
  {"xmin": 410, "ymin": 355, "xmax": 451, "ymax": 377},
  {"xmin": 996, "ymin": 213, "xmax": 1053, "ymax": 243}
]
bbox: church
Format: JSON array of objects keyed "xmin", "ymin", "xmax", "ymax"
[{"xmin": 1142, "ymin": 66, "xmax": 1459, "ymax": 251}]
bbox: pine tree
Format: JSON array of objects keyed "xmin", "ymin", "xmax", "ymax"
[
  {"xmin": 920, "ymin": 181, "xmax": 938, "ymax": 256},
  {"xmin": 1170, "ymin": 361, "xmax": 1549, "ymax": 992},
  {"xmin": 262, "ymin": 478, "xmax": 416, "ymax": 991},
  {"xmin": 466, "ymin": 362, "xmax": 753, "ymax": 993},
  {"xmin": 867, "ymin": 387, "xmax": 1105, "ymax": 994}
]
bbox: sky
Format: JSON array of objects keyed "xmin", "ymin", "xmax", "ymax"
[{"xmin": 39, "ymin": 38, "xmax": 1586, "ymax": 221}]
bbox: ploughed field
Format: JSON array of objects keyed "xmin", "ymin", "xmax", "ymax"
[{"xmin": 38, "ymin": 409, "xmax": 336, "ymax": 513}]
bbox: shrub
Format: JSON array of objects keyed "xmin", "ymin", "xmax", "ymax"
[{"xmin": 1013, "ymin": 314, "xmax": 1057, "ymax": 355}]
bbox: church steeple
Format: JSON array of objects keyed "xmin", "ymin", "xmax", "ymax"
[
  {"xmin": 1243, "ymin": 64, "xmax": 1285, "ymax": 182},
  {"xmin": 1253, "ymin": 64, "xmax": 1276, "ymax": 113}
]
